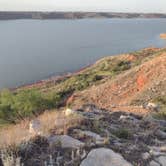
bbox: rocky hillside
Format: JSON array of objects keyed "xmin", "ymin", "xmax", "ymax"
[
  {"xmin": 70, "ymin": 48, "xmax": 166, "ymax": 113},
  {"xmin": 0, "ymin": 105, "xmax": 166, "ymax": 166},
  {"xmin": 0, "ymin": 47, "xmax": 166, "ymax": 166}
]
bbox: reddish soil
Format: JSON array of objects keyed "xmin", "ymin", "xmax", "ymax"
[{"xmin": 71, "ymin": 52, "xmax": 166, "ymax": 115}]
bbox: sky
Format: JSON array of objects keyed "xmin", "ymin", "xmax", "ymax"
[{"xmin": 0, "ymin": 0, "xmax": 166, "ymax": 13}]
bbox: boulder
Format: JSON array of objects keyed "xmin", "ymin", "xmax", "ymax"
[
  {"xmin": 149, "ymin": 160, "xmax": 160, "ymax": 166},
  {"xmin": 29, "ymin": 119, "xmax": 41, "ymax": 136},
  {"xmin": 80, "ymin": 148, "xmax": 133, "ymax": 166},
  {"xmin": 48, "ymin": 135, "xmax": 85, "ymax": 149}
]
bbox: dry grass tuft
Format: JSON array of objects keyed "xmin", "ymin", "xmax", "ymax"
[
  {"xmin": 0, "ymin": 108, "xmax": 84, "ymax": 148},
  {"xmin": 0, "ymin": 121, "xmax": 30, "ymax": 148}
]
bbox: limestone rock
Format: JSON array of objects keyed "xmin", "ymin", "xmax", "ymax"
[
  {"xmin": 80, "ymin": 148, "xmax": 133, "ymax": 166},
  {"xmin": 48, "ymin": 135, "xmax": 85, "ymax": 149}
]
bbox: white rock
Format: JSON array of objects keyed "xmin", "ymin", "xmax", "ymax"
[
  {"xmin": 29, "ymin": 119, "xmax": 41, "ymax": 135},
  {"xmin": 149, "ymin": 160, "xmax": 160, "ymax": 166},
  {"xmin": 119, "ymin": 115, "xmax": 139, "ymax": 123},
  {"xmin": 65, "ymin": 108, "xmax": 75, "ymax": 116},
  {"xmin": 146, "ymin": 103, "xmax": 158, "ymax": 111},
  {"xmin": 48, "ymin": 135, "xmax": 85, "ymax": 149},
  {"xmin": 80, "ymin": 148, "xmax": 133, "ymax": 166}
]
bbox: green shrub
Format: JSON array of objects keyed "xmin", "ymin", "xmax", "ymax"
[
  {"xmin": 152, "ymin": 96, "xmax": 166, "ymax": 120},
  {"xmin": 112, "ymin": 61, "xmax": 131, "ymax": 73},
  {"xmin": 0, "ymin": 89, "xmax": 61, "ymax": 124},
  {"xmin": 113, "ymin": 128, "xmax": 131, "ymax": 139}
]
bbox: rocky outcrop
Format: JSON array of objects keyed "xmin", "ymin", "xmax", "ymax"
[{"xmin": 1, "ymin": 105, "xmax": 166, "ymax": 166}]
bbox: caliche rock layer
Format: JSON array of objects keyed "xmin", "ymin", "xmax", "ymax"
[{"xmin": 80, "ymin": 148, "xmax": 133, "ymax": 166}]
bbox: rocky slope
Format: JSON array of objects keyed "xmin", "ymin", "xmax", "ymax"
[
  {"xmin": 1, "ymin": 105, "xmax": 165, "ymax": 166},
  {"xmin": 0, "ymin": 47, "xmax": 166, "ymax": 166},
  {"xmin": 69, "ymin": 48, "xmax": 166, "ymax": 115}
]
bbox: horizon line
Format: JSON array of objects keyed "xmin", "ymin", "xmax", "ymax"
[{"xmin": 0, "ymin": 10, "xmax": 166, "ymax": 14}]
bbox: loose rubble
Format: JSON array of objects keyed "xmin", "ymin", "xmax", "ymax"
[{"xmin": 1, "ymin": 104, "xmax": 166, "ymax": 166}]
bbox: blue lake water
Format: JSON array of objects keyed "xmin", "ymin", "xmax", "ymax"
[{"xmin": 0, "ymin": 18, "xmax": 166, "ymax": 89}]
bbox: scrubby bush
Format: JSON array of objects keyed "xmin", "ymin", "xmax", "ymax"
[
  {"xmin": 0, "ymin": 89, "xmax": 62, "ymax": 125},
  {"xmin": 113, "ymin": 128, "xmax": 131, "ymax": 139},
  {"xmin": 153, "ymin": 96, "xmax": 166, "ymax": 120},
  {"xmin": 112, "ymin": 61, "xmax": 131, "ymax": 73}
]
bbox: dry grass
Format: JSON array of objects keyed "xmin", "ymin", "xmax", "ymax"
[
  {"xmin": 0, "ymin": 108, "xmax": 84, "ymax": 149},
  {"xmin": 0, "ymin": 121, "xmax": 30, "ymax": 148}
]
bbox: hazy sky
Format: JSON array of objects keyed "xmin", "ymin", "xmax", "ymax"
[{"xmin": 0, "ymin": 0, "xmax": 166, "ymax": 13}]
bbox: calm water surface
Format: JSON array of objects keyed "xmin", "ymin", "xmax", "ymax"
[{"xmin": 0, "ymin": 19, "xmax": 166, "ymax": 89}]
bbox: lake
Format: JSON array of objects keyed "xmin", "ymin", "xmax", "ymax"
[{"xmin": 0, "ymin": 18, "xmax": 166, "ymax": 89}]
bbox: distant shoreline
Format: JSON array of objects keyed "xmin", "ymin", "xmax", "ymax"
[
  {"xmin": 0, "ymin": 11, "xmax": 166, "ymax": 20},
  {"xmin": 11, "ymin": 63, "xmax": 94, "ymax": 91},
  {"xmin": 12, "ymin": 47, "xmax": 163, "ymax": 91}
]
